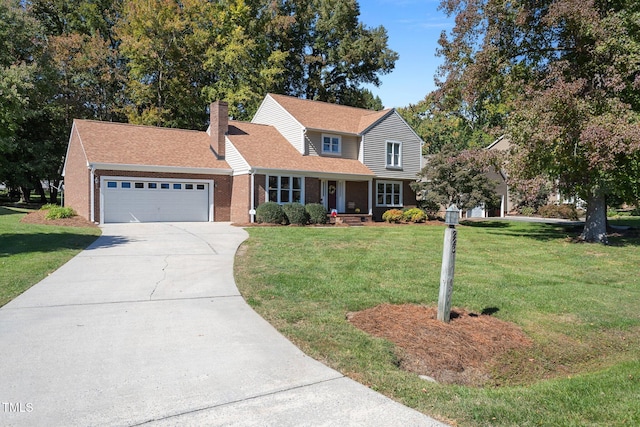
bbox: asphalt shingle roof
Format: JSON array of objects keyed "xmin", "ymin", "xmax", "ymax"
[
  {"xmin": 268, "ymin": 93, "xmax": 392, "ymax": 135},
  {"xmin": 73, "ymin": 120, "xmax": 230, "ymax": 169},
  {"xmin": 228, "ymin": 121, "xmax": 374, "ymax": 176}
]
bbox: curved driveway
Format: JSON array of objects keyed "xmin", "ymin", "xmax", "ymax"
[{"xmin": 0, "ymin": 223, "xmax": 446, "ymax": 426}]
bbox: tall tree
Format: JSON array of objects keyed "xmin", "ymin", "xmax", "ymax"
[
  {"xmin": 0, "ymin": 0, "xmax": 46, "ymax": 201},
  {"xmin": 437, "ymin": 0, "xmax": 640, "ymax": 243},
  {"xmin": 398, "ymin": 92, "xmax": 493, "ymax": 155},
  {"xmin": 117, "ymin": 0, "xmax": 286, "ymax": 125},
  {"xmin": 266, "ymin": 0, "xmax": 398, "ymax": 107}
]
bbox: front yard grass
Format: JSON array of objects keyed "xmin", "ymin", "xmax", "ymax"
[
  {"xmin": 0, "ymin": 207, "xmax": 102, "ymax": 307},
  {"xmin": 234, "ymin": 220, "xmax": 640, "ymax": 426}
]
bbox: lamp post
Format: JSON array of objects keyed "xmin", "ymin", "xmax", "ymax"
[{"xmin": 438, "ymin": 204, "xmax": 459, "ymax": 323}]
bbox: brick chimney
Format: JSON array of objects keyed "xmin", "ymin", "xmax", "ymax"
[{"xmin": 210, "ymin": 101, "xmax": 228, "ymax": 159}]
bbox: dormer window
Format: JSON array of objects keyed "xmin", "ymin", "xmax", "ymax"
[{"xmin": 322, "ymin": 134, "xmax": 341, "ymax": 155}]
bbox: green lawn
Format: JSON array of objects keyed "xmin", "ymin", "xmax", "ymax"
[
  {"xmin": 235, "ymin": 219, "xmax": 640, "ymax": 426},
  {"xmin": 0, "ymin": 207, "xmax": 102, "ymax": 307}
]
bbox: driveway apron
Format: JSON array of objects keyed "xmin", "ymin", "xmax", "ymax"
[{"xmin": 0, "ymin": 223, "xmax": 446, "ymax": 426}]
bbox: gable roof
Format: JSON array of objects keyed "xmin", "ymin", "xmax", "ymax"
[
  {"xmin": 267, "ymin": 93, "xmax": 392, "ymax": 135},
  {"xmin": 227, "ymin": 121, "xmax": 374, "ymax": 177},
  {"xmin": 71, "ymin": 119, "xmax": 230, "ymax": 170}
]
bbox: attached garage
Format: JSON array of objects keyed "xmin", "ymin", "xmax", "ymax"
[{"xmin": 101, "ymin": 177, "xmax": 214, "ymax": 223}]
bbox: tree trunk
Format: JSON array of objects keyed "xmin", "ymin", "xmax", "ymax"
[
  {"xmin": 49, "ymin": 181, "xmax": 59, "ymax": 205},
  {"xmin": 35, "ymin": 181, "xmax": 47, "ymax": 203},
  {"xmin": 19, "ymin": 186, "xmax": 31, "ymax": 203},
  {"xmin": 580, "ymin": 190, "xmax": 608, "ymax": 244}
]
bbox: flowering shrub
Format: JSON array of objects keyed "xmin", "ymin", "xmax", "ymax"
[
  {"xmin": 402, "ymin": 208, "xmax": 426, "ymax": 223},
  {"xmin": 382, "ymin": 209, "xmax": 403, "ymax": 223}
]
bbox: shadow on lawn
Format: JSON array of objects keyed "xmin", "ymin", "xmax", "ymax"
[
  {"xmin": 464, "ymin": 220, "xmax": 582, "ymax": 242},
  {"xmin": 464, "ymin": 219, "xmax": 640, "ymax": 246},
  {"xmin": 0, "ymin": 232, "xmax": 102, "ymax": 257}
]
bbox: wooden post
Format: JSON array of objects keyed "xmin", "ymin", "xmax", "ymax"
[{"xmin": 437, "ymin": 225, "xmax": 457, "ymax": 323}]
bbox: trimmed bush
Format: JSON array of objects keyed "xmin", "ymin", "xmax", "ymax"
[
  {"xmin": 40, "ymin": 203, "xmax": 59, "ymax": 211},
  {"xmin": 255, "ymin": 202, "xmax": 286, "ymax": 224},
  {"xmin": 382, "ymin": 209, "xmax": 403, "ymax": 223},
  {"xmin": 402, "ymin": 208, "xmax": 426, "ymax": 223},
  {"xmin": 538, "ymin": 204, "xmax": 579, "ymax": 221},
  {"xmin": 44, "ymin": 206, "xmax": 76, "ymax": 220},
  {"xmin": 519, "ymin": 206, "xmax": 535, "ymax": 217},
  {"xmin": 282, "ymin": 202, "xmax": 309, "ymax": 225},
  {"xmin": 305, "ymin": 203, "xmax": 328, "ymax": 224}
]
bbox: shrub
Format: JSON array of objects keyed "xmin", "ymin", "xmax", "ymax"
[
  {"xmin": 255, "ymin": 202, "xmax": 286, "ymax": 224},
  {"xmin": 538, "ymin": 204, "xmax": 579, "ymax": 221},
  {"xmin": 402, "ymin": 208, "xmax": 426, "ymax": 223},
  {"xmin": 418, "ymin": 197, "xmax": 441, "ymax": 220},
  {"xmin": 305, "ymin": 203, "xmax": 328, "ymax": 224},
  {"xmin": 607, "ymin": 208, "xmax": 619, "ymax": 218},
  {"xmin": 44, "ymin": 206, "xmax": 76, "ymax": 220},
  {"xmin": 519, "ymin": 206, "xmax": 535, "ymax": 217},
  {"xmin": 382, "ymin": 209, "xmax": 403, "ymax": 223},
  {"xmin": 282, "ymin": 202, "xmax": 309, "ymax": 225}
]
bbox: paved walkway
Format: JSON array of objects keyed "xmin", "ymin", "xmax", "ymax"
[{"xmin": 0, "ymin": 223, "xmax": 446, "ymax": 426}]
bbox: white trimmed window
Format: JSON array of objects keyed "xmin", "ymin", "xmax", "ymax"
[
  {"xmin": 386, "ymin": 141, "xmax": 402, "ymax": 168},
  {"xmin": 267, "ymin": 175, "xmax": 304, "ymax": 204},
  {"xmin": 322, "ymin": 134, "xmax": 341, "ymax": 155},
  {"xmin": 376, "ymin": 180, "xmax": 402, "ymax": 207}
]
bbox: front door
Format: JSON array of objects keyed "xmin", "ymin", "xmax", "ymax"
[{"xmin": 327, "ymin": 180, "xmax": 337, "ymax": 211}]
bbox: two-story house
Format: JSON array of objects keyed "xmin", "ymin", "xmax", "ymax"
[{"xmin": 62, "ymin": 94, "xmax": 424, "ymax": 224}]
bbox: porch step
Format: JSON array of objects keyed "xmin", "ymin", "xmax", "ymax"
[
  {"xmin": 340, "ymin": 216, "xmax": 364, "ymax": 226},
  {"xmin": 330, "ymin": 214, "xmax": 372, "ymax": 226}
]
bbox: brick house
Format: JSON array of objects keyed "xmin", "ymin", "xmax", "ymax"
[{"xmin": 62, "ymin": 94, "xmax": 425, "ymax": 224}]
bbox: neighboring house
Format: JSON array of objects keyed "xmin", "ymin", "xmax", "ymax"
[
  {"xmin": 466, "ymin": 136, "xmax": 513, "ymax": 218},
  {"xmin": 62, "ymin": 94, "xmax": 424, "ymax": 224}
]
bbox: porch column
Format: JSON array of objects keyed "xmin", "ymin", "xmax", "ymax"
[
  {"xmin": 250, "ymin": 171, "xmax": 256, "ymax": 223},
  {"xmin": 368, "ymin": 179, "xmax": 373, "ymax": 215}
]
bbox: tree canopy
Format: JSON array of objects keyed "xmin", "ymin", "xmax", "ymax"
[
  {"xmin": 435, "ymin": 0, "xmax": 640, "ymax": 243},
  {"xmin": 0, "ymin": 0, "xmax": 397, "ymax": 200},
  {"xmin": 412, "ymin": 145, "xmax": 501, "ymax": 213}
]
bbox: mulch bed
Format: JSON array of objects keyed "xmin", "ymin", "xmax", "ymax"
[
  {"xmin": 347, "ymin": 304, "xmax": 532, "ymax": 386},
  {"xmin": 20, "ymin": 210, "xmax": 98, "ymax": 228}
]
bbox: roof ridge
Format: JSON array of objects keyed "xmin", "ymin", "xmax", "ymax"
[
  {"xmin": 268, "ymin": 93, "xmax": 381, "ymax": 115},
  {"xmin": 75, "ymin": 119, "xmax": 205, "ymax": 134}
]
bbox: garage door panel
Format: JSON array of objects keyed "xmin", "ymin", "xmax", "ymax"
[{"xmin": 103, "ymin": 179, "xmax": 210, "ymax": 223}]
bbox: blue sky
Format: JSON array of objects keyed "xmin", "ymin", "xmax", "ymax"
[{"xmin": 359, "ymin": 0, "xmax": 454, "ymax": 109}]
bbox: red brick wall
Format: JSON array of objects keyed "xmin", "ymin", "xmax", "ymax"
[
  {"xmin": 403, "ymin": 180, "xmax": 418, "ymax": 208},
  {"xmin": 230, "ymin": 174, "xmax": 250, "ymax": 224},
  {"xmin": 63, "ymin": 128, "xmax": 92, "ymax": 221},
  {"xmin": 305, "ymin": 178, "xmax": 321, "ymax": 204},
  {"xmin": 345, "ymin": 181, "xmax": 369, "ymax": 213},
  {"xmin": 256, "ymin": 174, "xmax": 267, "ymax": 207},
  {"xmin": 94, "ymin": 170, "xmax": 232, "ymax": 222}
]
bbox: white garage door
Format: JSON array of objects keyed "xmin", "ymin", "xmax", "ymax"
[{"xmin": 103, "ymin": 178, "xmax": 211, "ymax": 223}]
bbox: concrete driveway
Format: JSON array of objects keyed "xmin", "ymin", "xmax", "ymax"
[{"xmin": 0, "ymin": 223, "xmax": 446, "ymax": 426}]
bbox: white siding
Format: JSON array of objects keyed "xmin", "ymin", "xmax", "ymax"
[
  {"xmin": 305, "ymin": 131, "xmax": 359, "ymax": 159},
  {"xmin": 363, "ymin": 112, "xmax": 423, "ymax": 180},
  {"xmin": 252, "ymin": 95, "xmax": 305, "ymax": 153},
  {"xmin": 226, "ymin": 139, "xmax": 251, "ymax": 175}
]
